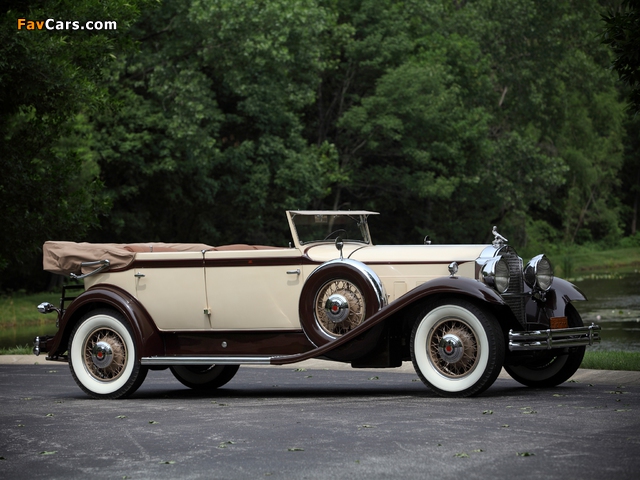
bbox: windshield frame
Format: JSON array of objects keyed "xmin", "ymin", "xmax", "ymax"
[{"xmin": 286, "ymin": 210, "xmax": 378, "ymax": 248}]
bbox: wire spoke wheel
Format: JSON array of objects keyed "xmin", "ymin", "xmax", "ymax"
[
  {"xmin": 314, "ymin": 279, "xmax": 366, "ymax": 336},
  {"xmin": 69, "ymin": 309, "xmax": 147, "ymax": 399},
  {"xmin": 82, "ymin": 327, "xmax": 127, "ymax": 381},
  {"xmin": 428, "ymin": 319, "xmax": 479, "ymax": 378},
  {"xmin": 411, "ymin": 299, "xmax": 504, "ymax": 397}
]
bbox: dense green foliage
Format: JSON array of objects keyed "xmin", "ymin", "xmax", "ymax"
[
  {"xmin": 1, "ymin": 0, "xmax": 639, "ymax": 290},
  {"xmin": 0, "ymin": 0, "xmax": 150, "ymax": 288}
]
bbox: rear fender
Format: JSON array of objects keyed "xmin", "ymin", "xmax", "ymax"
[{"xmin": 48, "ymin": 285, "xmax": 164, "ymax": 359}]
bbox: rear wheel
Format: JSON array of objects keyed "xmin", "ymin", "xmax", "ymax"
[
  {"xmin": 505, "ymin": 304, "xmax": 585, "ymax": 387},
  {"xmin": 68, "ymin": 309, "xmax": 147, "ymax": 399},
  {"xmin": 411, "ymin": 299, "xmax": 505, "ymax": 397},
  {"xmin": 170, "ymin": 365, "xmax": 239, "ymax": 390}
]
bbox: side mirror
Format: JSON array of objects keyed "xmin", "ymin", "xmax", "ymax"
[{"xmin": 335, "ymin": 237, "xmax": 344, "ymax": 260}]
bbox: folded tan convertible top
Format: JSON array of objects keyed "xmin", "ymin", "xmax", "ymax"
[{"xmin": 43, "ymin": 241, "xmax": 214, "ymax": 276}]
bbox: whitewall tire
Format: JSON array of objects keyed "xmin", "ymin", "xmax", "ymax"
[
  {"xmin": 411, "ymin": 299, "xmax": 505, "ymax": 397},
  {"xmin": 68, "ymin": 309, "xmax": 147, "ymax": 399}
]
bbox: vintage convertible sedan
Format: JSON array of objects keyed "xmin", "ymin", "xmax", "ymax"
[{"xmin": 34, "ymin": 210, "xmax": 601, "ymax": 399}]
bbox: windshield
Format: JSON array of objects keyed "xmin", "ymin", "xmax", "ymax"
[{"xmin": 291, "ymin": 213, "xmax": 372, "ymax": 245}]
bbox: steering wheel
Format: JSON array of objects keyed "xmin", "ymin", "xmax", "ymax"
[{"xmin": 323, "ymin": 229, "xmax": 347, "ymax": 240}]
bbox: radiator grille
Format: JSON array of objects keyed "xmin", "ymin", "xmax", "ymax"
[{"xmin": 501, "ymin": 247, "xmax": 526, "ymax": 326}]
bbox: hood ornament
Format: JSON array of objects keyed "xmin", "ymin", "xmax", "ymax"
[{"xmin": 492, "ymin": 226, "xmax": 508, "ymax": 247}]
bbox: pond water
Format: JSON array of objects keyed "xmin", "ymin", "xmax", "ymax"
[
  {"xmin": 572, "ymin": 269, "xmax": 640, "ymax": 352},
  {"xmin": 1, "ymin": 270, "xmax": 639, "ymax": 351}
]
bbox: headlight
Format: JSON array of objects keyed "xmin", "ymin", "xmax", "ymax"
[
  {"xmin": 524, "ymin": 254, "xmax": 553, "ymax": 291},
  {"xmin": 481, "ymin": 256, "xmax": 510, "ymax": 293}
]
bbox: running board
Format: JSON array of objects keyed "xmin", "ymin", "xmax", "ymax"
[{"xmin": 141, "ymin": 356, "xmax": 273, "ymax": 366}]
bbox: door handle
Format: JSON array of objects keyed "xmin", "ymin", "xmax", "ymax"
[{"xmin": 286, "ymin": 269, "xmax": 300, "ymax": 275}]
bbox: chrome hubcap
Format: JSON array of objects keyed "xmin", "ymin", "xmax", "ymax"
[
  {"xmin": 315, "ymin": 279, "xmax": 366, "ymax": 337},
  {"xmin": 428, "ymin": 320, "xmax": 478, "ymax": 378},
  {"xmin": 324, "ymin": 294, "xmax": 350, "ymax": 323},
  {"xmin": 83, "ymin": 328, "xmax": 127, "ymax": 381},
  {"xmin": 91, "ymin": 341, "xmax": 114, "ymax": 368},
  {"xmin": 438, "ymin": 334, "xmax": 464, "ymax": 363}
]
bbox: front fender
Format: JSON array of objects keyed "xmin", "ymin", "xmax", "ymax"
[
  {"xmin": 524, "ymin": 277, "xmax": 587, "ymax": 327},
  {"xmin": 48, "ymin": 284, "xmax": 164, "ymax": 359},
  {"xmin": 274, "ymin": 276, "xmax": 506, "ymax": 365}
]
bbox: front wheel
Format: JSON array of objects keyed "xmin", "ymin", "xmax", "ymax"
[
  {"xmin": 68, "ymin": 309, "xmax": 147, "ymax": 399},
  {"xmin": 410, "ymin": 299, "xmax": 505, "ymax": 397},
  {"xmin": 504, "ymin": 304, "xmax": 585, "ymax": 388},
  {"xmin": 170, "ymin": 365, "xmax": 239, "ymax": 390}
]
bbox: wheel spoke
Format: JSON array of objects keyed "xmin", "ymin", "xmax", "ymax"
[
  {"xmin": 428, "ymin": 319, "xmax": 478, "ymax": 378},
  {"xmin": 315, "ymin": 279, "xmax": 366, "ymax": 336},
  {"xmin": 83, "ymin": 328, "xmax": 127, "ymax": 381}
]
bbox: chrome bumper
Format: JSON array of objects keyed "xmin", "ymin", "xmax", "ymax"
[{"xmin": 508, "ymin": 323, "xmax": 601, "ymax": 351}]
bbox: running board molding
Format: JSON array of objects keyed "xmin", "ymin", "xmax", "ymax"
[{"xmin": 141, "ymin": 356, "xmax": 273, "ymax": 366}]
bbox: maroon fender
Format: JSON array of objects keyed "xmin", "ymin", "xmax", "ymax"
[
  {"xmin": 47, "ymin": 284, "xmax": 164, "ymax": 359},
  {"xmin": 275, "ymin": 275, "xmax": 507, "ymax": 365},
  {"xmin": 524, "ymin": 277, "xmax": 587, "ymax": 327}
]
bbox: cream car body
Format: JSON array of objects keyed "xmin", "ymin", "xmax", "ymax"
[{"xmin": 35, "ymin": 210, "xmax": 601, "ymax": 399}]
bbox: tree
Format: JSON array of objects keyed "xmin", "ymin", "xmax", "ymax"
[
  {"xmin": 0, "ymin": 0, "xmax": 149, "ymax": 289},
  {"xmin": 602, "ymin": 0, "xmax": 640, "ymax": 114},
  {"xmin": 91, "ymin": 0, "xmax": 338, "ymax": 246}
]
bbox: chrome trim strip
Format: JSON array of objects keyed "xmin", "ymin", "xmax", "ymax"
[
  {"xmin": 141, "ymin": 356, "xmax": 272, "ymax": 366},
  {"xmin": 508, "ymin": 323, "xmax": 601, "ymax": 351}
]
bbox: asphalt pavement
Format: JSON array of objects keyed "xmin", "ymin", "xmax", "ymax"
[{"xmin": 1, "ymin": 357, "xmax": 639, "ymax": 479}]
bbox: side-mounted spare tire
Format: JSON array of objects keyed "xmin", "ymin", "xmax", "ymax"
[{"xmin": 298, "ymin": 259, "xmax": 387, "ymax": 360}]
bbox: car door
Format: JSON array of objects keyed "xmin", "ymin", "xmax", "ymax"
[
  {"xmin": 204, "ymin": 248, "xmax": 304, "ymax": 330},
  {"xmin": 134, "ymin": 251, "xmax": 210, "ymax": 330}
]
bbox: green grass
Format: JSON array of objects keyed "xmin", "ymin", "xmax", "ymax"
[
  {"xmin": 0, "ymin": 344, "xmax": 33, "ymax": 355},
  {"xmin": 0, "ymin": 292, "xmax": 59, "ymax": 328},
  {"xmin": 581, "ymin": 350, "xmax": 640, "ymax": 372},
  {"xmin": 546, "ymin": 247, "xmax": 640, "ymax": 278}
]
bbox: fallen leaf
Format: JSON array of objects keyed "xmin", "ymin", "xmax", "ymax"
[
  {"xmin": 288, "ymin": 448, "xmax": 304, "ymax": 452},
  {"xmin": 40, "ymin": 451, "xmax": 57, "ymax": 455},
  {"xmin": 45, "ymin": 413, "xmax": 54, "ymax": 417},
  {"xmin": 454, "ymin": 453, "xmax": 469, "ymax": 458},
  {"xmin": 149, "ymin": 421, "xmax": 159, "ymax": 424},
  {"xmin": 482, "ymin": 410, "xmax": 493, "ymax": 415},
  {"xmin": 471, "ymin": 449, "xmax": 484, "ymax": 453},
  {"xmin": 116, "ymin": 415, "xmax": 127, "ymax": 419},
  {"xmin": 294, "ymin": 368, "xmax": 307, "ymax": 372},
  {"xmin": 368, "ymin": 376, "xmax": 379, "ymax": 380},
  {"xmin": 517, "ymin": 452, "xmax": 535, "ymax": 457},
  {"xmin": 501, "ymin": 424, "xmax": 509, "ymax": 428},
  {"xmin": 361, "ymin": 425, "xmax": 374, "ymax": 428},
  {"xmin": 160, "ymin": 460, "xmax": 175, "ymax": 464}
]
